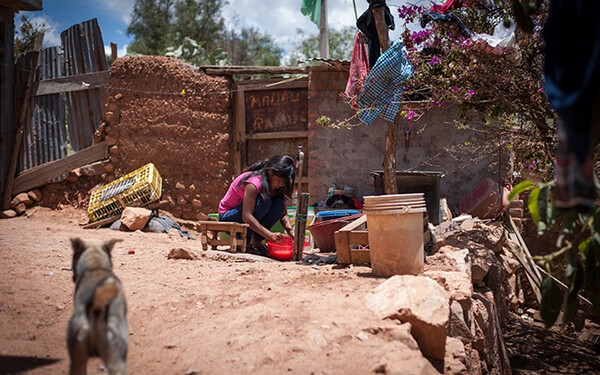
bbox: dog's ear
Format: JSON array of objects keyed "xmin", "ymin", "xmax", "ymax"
[
  {"xmin": 70, "ymin": 237, "xmax": 86, "ymax": 255},
  {"xmin": 104, "ymin": 238, "xmax": 123, "ymax": 255}
]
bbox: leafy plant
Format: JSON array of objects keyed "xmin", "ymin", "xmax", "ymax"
[{"xmin": 509, "ymin": 180, "xmax": 600, "ymax": 327}]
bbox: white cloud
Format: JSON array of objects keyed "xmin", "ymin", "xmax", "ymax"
[
  {"xmin": 104, "ymin": 0, "xmax": 135, "ymax": 25},
  {"xmin": 16, "ymin": 14, "xmax": 62, "ymax": 47},
  {"xmin": 104, "ymin": 44, "xmax": 129, "ymax": 58}
]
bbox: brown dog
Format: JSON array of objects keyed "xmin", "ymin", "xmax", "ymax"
[{"xmin": 67, "ymin": 238, "xmax": 128, "ymax": 375}]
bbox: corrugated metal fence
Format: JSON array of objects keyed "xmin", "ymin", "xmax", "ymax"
[{"xmin": 15, "ymin": 18, "xmax": 107, "ymax": 173}]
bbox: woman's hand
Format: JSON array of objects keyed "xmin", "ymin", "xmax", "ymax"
[
  {"xmin": 268, "ymin": 232, "xmax": 285, "ymax": 243},
  {"xmin": 284, "ymin": 226, "xmax": 294, "ymax": 239}
]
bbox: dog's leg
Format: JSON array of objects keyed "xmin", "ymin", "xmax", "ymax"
[{"xmin": 68, "ymin": 315, "xmax": 90, "ymax": 375}]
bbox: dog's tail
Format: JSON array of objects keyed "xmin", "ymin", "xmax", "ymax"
[{"xmin": 92, "ymin": 277, "xmax": 119, "ymax": 311}]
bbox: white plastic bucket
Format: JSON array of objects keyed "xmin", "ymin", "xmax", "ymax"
[{"xmin": 364, "ymin": 195, "xmax": 426, "ymax": 277}]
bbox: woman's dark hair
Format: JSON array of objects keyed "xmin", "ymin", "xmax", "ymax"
[{"xmin": 240, "ymin": 155, "xmax": 296, "ymax": 201}]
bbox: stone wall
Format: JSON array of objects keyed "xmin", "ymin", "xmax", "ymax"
[{"xmin": 306, "ymin": 66, "xmax": 513, "ymax": 214}]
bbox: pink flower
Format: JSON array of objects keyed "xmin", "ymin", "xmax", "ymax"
[
  {"xmin": 467, "ymin": 90, "xmax": 475, "ymax": 96},
  {"xmin": 406, "ymin": 110, "xmax": 418, "ymax": 120},
  {"xmin": 429, "ymin": 55, "xmax": 441, "ymax": 66},
  {"xmin": 451, "ymin": 86, "xmax": 460, "ymax": 93}
]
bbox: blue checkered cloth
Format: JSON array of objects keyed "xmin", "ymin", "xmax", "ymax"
[{"xmin": 358, "ymin": 41, "xmax": 414, "ymax": 125}]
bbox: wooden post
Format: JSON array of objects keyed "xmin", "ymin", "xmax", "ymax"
[
  {"xmin": 111, "ymin": 42, "xmax": 118, "ymax": 63},
  {"xmin": 293, "ymin": 145, "xmax": 305, "ymax": 260},
  {"xmin": 319, "ymin": 0, "xmax": 329, "ymax": 59},
  {"xmin": 2, "ymin": 33, "xmax": 44, "ymax": 209},
  {"xmin": 372, "ymin": 5, "xmax": 397, "ymax": 194},
  {"xmin": 293, "ymin": 193, "xmax": 309, "ymax": 261}
]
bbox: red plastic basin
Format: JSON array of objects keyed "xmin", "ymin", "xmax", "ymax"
[{"xmin": 266, "ymin": 237, "xmax": 294, "ymax": 261}]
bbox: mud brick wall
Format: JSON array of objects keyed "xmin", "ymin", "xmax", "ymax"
[
  {"xmin": 107, "ymin": 56, "xmax": 234, "ymax": 220},
  {"xmin": 306, "ymin": 66, "xmax": 512, "ymax": 214}
]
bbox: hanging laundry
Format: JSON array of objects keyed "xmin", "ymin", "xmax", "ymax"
[
  {"xmin": 471, "ymin": 21, "xmax": 521, "ymax": 63},
  {"xmin": 344, "ymin": 32, "xmax": 370, "ymax": 109},
  {"xmin": 358, "ymin": 41, "xmax": 414, "ymax": 125},
  {"xmin": 356, "ymin": 3, "xmax": 395, "ymax": 68},
  {"xmin": 420, "ymin": 11, "xmax": 471, "ymax": 37}
]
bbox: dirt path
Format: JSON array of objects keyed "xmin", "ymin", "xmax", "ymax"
[
  {"xmin": 1, "ymin": 206, "xmax": 599, "ymax": 375},
  {"xmin": 0, "ymin": 207, "xmax": 404, "ymax": 375}
]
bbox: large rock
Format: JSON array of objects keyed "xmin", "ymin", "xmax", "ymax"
[
  {"xmin": 120, "ymin": 207, "xmax": 152, "ymax": 230},
  {"xmin": 469, "ymin": 244, "xmax": 494, "ymax": 284},
  {"xmin": 426, "ymin": 247, "xmax": 471, "ymax": 277},
  {"xmin": 10, "ymin": 192, "xmax": 32, "ymax": 208},
  {"xmin": 27, "ymin": 189, "xmax": 42, "ymax": 202},
  {"xmin": 365, "ymin": 275, "xmax": 449, "ymax": 360},
  {"xmin": 424, "ymin": 270, "xmax": 473, "ymax": 311},
  {"xmin": 370, "ymin": 341, "xmax": 440, "ymax": 375},
  {"xmin": 448, "ymin": 300, "xmax": 473, "ymax": 344},
  {"xmin": 445, "ymin": 337, "xmax": 469, "ymax": 375},
  {"xmin": 471, "ymin": 291, "xmax": 511, "ymax": 375}
]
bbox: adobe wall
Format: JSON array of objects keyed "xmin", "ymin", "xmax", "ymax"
[
  {"xmin": 307, "ymin": 66, "xmax": 512, "ymax": 214},
  {"xmin": 107, "ymin": 56, "xmax": 234, "ymax": 220}
]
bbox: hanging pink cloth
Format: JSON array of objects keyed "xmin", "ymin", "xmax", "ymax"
[{"xmin": 344, "ymin": 32, "xmax": 369, "ymax": 109}]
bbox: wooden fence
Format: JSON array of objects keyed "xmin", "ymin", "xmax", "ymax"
[{"xmin": 8, "ymin": 18, "xmax": 109, "ymax": 200}]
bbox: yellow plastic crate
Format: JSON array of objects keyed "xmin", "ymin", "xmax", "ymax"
[{"xmin": 87, "ymin": 163, "xmax": 162, "ymax": 222}]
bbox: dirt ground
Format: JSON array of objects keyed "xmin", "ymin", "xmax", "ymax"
[{"xmin": 1, "ymin": 206, "xmax": 599, "ymax": 375}]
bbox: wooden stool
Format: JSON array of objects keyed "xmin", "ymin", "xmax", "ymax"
[{"xmin": 197, "ymin": 220, "xmax": 249, "ymax": 253}]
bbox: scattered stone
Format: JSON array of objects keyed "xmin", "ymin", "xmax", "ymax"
[
  {"xmin": 14, "ymin": 203, "xmax": 26, "ymax": 215},
  {"xmin": 114, "ymin": 93, "xmax": 123, "ymax": 101},
  {"xmin": 424, "ymin": 270, "xmax": 473, "ymax": 311},
  {"xmin": 175, "ymin": 182, "xmax": 186, "ymax": 190},
  {"xmin": 65, "ymin": 169, "xmax": 81, "ymax": 182},
  {"xmin": 357, "ymin": 331, "xmax": 370, "ymax": 341},
  {"xmin": 1, "ymin": 210, "xmax": 17, "ymax": 218},
  {"xmin": 167, "ymin": 248, "xmax": 198, "ymax": 260},
  {"xmin": 192, "ymin": 199, "xmax": 202, "ymax": 208},
  {"xmin": 120, "ymin": 207, "xmax": 151, "ymax": 230},
  {"xmin": 27, "ymin": 189, "xmax": 42, "ymax": 202},
  {"xmin": 109, "ymin": 145, "xmax": 118, "ymax": 154},
  {"xmin": 189, "ymin": 184, "xmax": 196, "ymax": 192},
  {"xmin": 365, "ymin": 275, "xmax": 449, "ymax": 360},
  {"xmin": 105, "ymin": 135, "xmax": 117, "ymax": 146},
  {"xmin": 104, "ymin": 162, "xmax": 114, "ymax": 174},
  {"xmin": 11, "ymin": 192, "xmax": 33, "ymax": 208},
  {"xmin": 444, "ymin": 337, "xmax": 469, "ymax": 374}
]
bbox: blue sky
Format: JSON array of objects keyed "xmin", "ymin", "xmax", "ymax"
[{"xmin": 18, "ymin": 0, "xmax": 412, "ymax": 60}]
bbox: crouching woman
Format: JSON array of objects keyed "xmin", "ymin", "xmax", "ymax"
[{"xmin": 218, "ymin": 155, "xmax": 296, "ymax": 255}]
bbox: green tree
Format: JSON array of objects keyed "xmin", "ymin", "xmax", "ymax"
[
  {"xmin": 222, "ymin": 26, "xmax": 282, "ymax": 66},
  {"xmin": 14, "ymin": 15, "xmax": 51, "ymax": 55},
  {"xmin": 127, "ymin": 0, "xmax": 175, "ymax": 55},
  {"xmin": 172, "ymin": 0, "xmax": 226, "ymax": 55},
  {"xmin": 288, "ymin": 26, "xmax": 355, "ymax": 65}
]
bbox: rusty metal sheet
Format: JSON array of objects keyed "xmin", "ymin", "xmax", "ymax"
[{"xmin": 244, "ymin": 89, "xmax": 308, "ymax": 133}]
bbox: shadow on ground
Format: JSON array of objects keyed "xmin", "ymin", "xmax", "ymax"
[
  {"xmin": 0, "ymin": 355, "xmax": 60, "ymax": 374},
  {"xmin": 503, "ymin": 317, "xmax": 600, "ymax": 374}
]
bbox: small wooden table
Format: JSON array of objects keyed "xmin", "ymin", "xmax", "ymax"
[{"xmin": 197, "ymin": 220, "xmax": 249, "ymax": 253}]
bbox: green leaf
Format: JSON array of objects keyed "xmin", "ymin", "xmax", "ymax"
[
  {"xmin": 563, "ymin": 254, "xmax": 584, "ymax": 323},
  {"xmin": 528, "ymin": 187, "xmax": 541, "ymax": 225},
  {"xmin": 540, "ymin": 276, "xmax": 563, "ymax": 328},
  {"xmin": 508, "ymin": 180, "xmax": 535, "ymax": 201},
  {"xmin": 537, "ymin": 184, "xmax": 553, "ymax": 235}
]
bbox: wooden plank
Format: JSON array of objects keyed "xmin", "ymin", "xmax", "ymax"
[
  {"xmin": 234, "ymin": 84, "xmax": 245, "ymax": 175},
  {"xmin": 348, "ymin": 231, "xmax": 369, "ymax": 244},
  {"xmin": 334, "ymin": 231, "xmax": 351, "ymax": 264},
  {"xmin": 204, "ymin": 67, "xmax": 308, "ymax": 75},
  {"xmin": 245, "ymin": 131, "xmax": 309, "ymax": 140},
  {"xmin": 31, "ymin": 70, "xmax": 109, "ymax": 97},
  {"xmin": 2, "ymin": 0, "xmax": 42, "ymax": 11},
  {"xmin": 241, "ymin": 80, "xmax": 308, "ymax": 91},
  {"xmin": 111, "ymin": 42, "xmax": 118, "ymax": 62},
  {"xmin": 3, "ymin": 33, "xmax": 44, "ymax": 209},
  {"xmin": 338, "ymin": 214, "xmax": 367, "ymax": 232},
  {"xmin": 12, "ymin": 142, "xmax": 108, "ymax": 195},
  {"xmin": 350, "ymin": 249, "xmax": 370, "ymax": 264}
]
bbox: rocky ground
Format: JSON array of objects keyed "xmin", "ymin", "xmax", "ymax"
[{"xmin": 0, "ymin": 206, "xmax": 599, "ymax": 375}]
